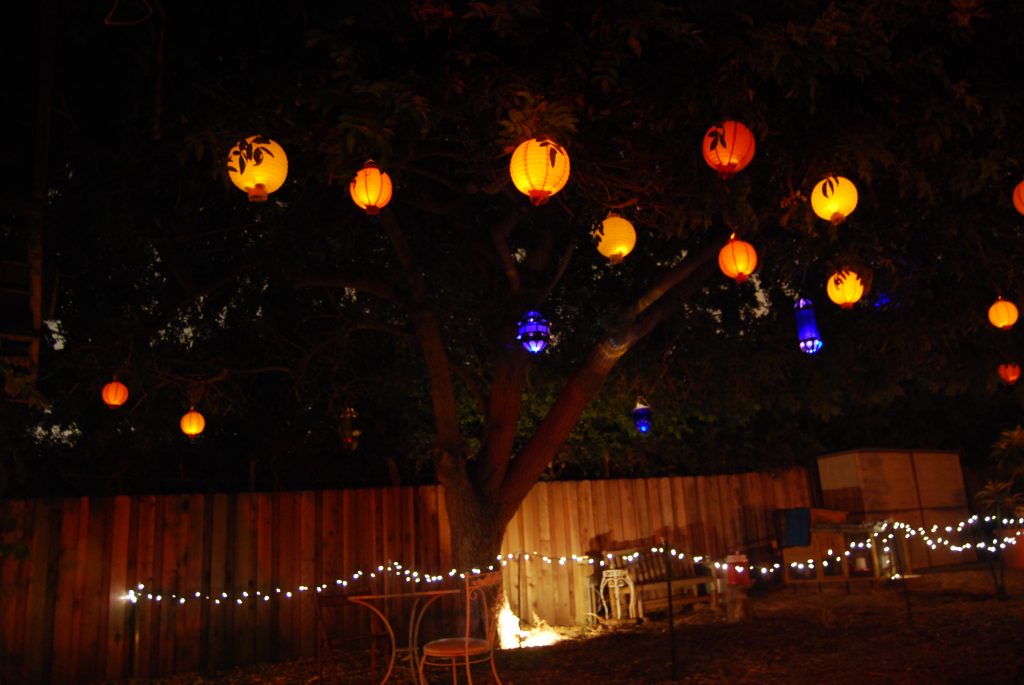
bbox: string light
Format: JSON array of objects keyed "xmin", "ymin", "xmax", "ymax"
[{"xmin": 118, "ymin": 516, "xmax": 1021, "ymax": 607}]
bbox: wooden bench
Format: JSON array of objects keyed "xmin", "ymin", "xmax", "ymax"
[{"xmin": 600, "ymin": 546, "xmax": 719, "ymax": 619}]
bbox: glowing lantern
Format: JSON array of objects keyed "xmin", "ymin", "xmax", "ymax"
[
  {"xmin": 999, "ymin": 363, "xmax": 1021, "ymax": 385},
  {"xmin": 226, "ymin": 135, "xmax": 288, "ymax": 202},
  {"xmin": 339, "ymin": 405, "xmax": 361, "ymax": 452},
  {"xmin": 827, "ymin": 270, "xmax": 864, "ymax": 309},
  {"xmin": 811, "ymin": 175, "xmax": 859, "ymax": 224},
  {"xmin": 718, "ymin": 234, "xmax": 758, "ymax": 283},
  {"xmin": 702, "ymin": 121, "xmax": 756, "ymax": 179},
  {"xmin": 349, "ymin": 160, "xmax": 393, "ymax": 215},
  {"xmin": 631, "ymin": 398, "xmax": 653, "ymax": 434},
  {"xmin": 989, "ymin": 297, "xmax": 1019, "ymax": 330},
  {"xmin": 516, "ymin": 310, "xmax": 551, "ymax": 354},
  {"xmin": 1013, "ymin": 181, "xmax": 1024, "ymax": 216},
  {"xmin": 794, "ymin": 298, "xmax": 824, "ymax": 355},
  {"xmin": 101, "ymin": 380, "xmax": 129, "ymax": 408},
  {"xmin": 180, "ymin": 408, "xmax": 206, "ymax": 438},
  {"xmin": 509, "ymin": 137, "xmax": 570, "ymax": 206},
  {"xmin": 595, "ymin": 214, "xmax": 637, "ymax": 264}
]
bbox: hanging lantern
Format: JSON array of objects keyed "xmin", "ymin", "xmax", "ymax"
[
  {"xmin": 226, "ymin": 135, "xmax": 288, "ymax": 202},
  {"xmin": 827, "ymin": 270, "xmax": 864, "ymax": 309},
  {"xmin": 631, "ymin": 397, "xmax": 653, "ymax": 434},
  {"xmin": 718, "ymin": 233, "xmax": 758, "ymax": 283},
  {"xmin": 811, "ymin": 175, "xmax": 859, "ymax": 225},
  {"xmin": 988, "ymin": 297, "xmax": 1019, "ymax": 330},
  {"xmin": 702, "ymin": 121, "xmax": 756, "ymax": 179},
  {"xmin": 180, "ymin": 408, "xmax": 206, "ymax": 438},
  {"xmin": 794, "ymin": 298, "xmax": 824, "ymax": 355},
  {"xmin": 516, "ymin": 310, "xmax": 551, "ymax": 354},
  {"xmin": 594, "ymin": 214, "xmax": 637, "ymax": 264},
  {"xmin": 999, "ymin": 363, "xmax": 1021, "ymax": 385},
  {"xmin": 509, "ymin": 137, "xmax": 571, "ymax": 206},
  {"xmin": 1013, "ymin": 181, "xmax": 1024, "ymax": 216},
  {"xmin": 101, "ymin": 380, "xmax": 129, "ymax": 408},
  {"xmin": 349, "ymin": 160, "xmax": 393, "ymax": 215},
  {"xmin": 339, "ymin": 405, "xmax": 362, "ymax": 452}
]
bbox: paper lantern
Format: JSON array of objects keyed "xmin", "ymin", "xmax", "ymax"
[
  {"xmin": 827, "ymin": 270, "xmax": 864, "ymax": 309},
  {"xmin": 999, "ymin": 363, "xmax": 1021, "ymax": 385},
  {"xmin": 794, "ymin": 298, "xmax": 824, "ymax": 355},
  {"xmin": 101, "ymin": 380, "xmax": 129, "ymax": 408},
  {"xmin": 226, "ymin": 135, "xmax": 288, "ymax": 202},
  {"xmin": 989, "ymin": 297, "xmax": 1019, "ymax": 330},
  {"xmin": 349, "ymin": 160, "xmax": 393, "ymax": 215},
  {"xmin": 509, "ymin": 137, "xmax": 570, "ymax": 205},
  {"xmin": 180, "ymin": 408, "xmax": 206, "ymax": 438},
  {"xmin": 702, "ymin": 121, "xmax": 756, "ymax": 179},
  {"xmin": 811, "ymin": 175, "xmax": 859, "ymax": 224},
  {"xmin": 1013, "ymin": 181, "xmax": 1024, "ymax": 216},
  {"xmin": 595, "ymin": 214, "xmax": 637, "ymax": 263},
  {"xmin": 718, "ymin": 234, "xmax": 758, "ymax": 283},
  {"xmin": 631, "ymin": 398, "xmax": 653, "ymax": 434},
  {"xmin": 516, "ymin": 310, "xmax": 551, "ymax": 354}
]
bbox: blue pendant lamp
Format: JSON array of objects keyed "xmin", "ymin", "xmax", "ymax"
[
  {"xmin": 794, "ymin": 297, "xmax": 824, "ymax": 354},
  {"xmin": 516, "ymin": 310, "xmax": 551, "ymax": 354},
  {"xmin": 631, "ymin": 397, "xmax": 653, "ymax": 434}
]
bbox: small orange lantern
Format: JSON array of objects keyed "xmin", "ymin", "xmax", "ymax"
[
  {"xmin": 718, "ymin": 234, "xmax": 758, "ymax": 283},
  {"xmin": 509, "ymin": 137, "xmax": 571, "ymax": 205},
  {"xmin": 226, "ymin": 135, "xmax": 288, "ymax": 202},
  {"xmin": 594, "ymin": 214, "xmax": 637, "ymax": 264},
  {"xmin": 827, "ymin": 270, "xmax": 865, "ymax": 309},
  {"xmin": 349, "ymin": 160, "xmax": 393, "ymax": 215},
  {"xmin": 989, "ymin": 297, "xmax": 1019, "ymax": 330},
  {"xmin": 811, "ymin": 175, "xmax": 859, "ymax": 224},
  {"xmin": 180, "ymin": 408, "xmax": 206, "ymax": 438},
  {"xmin": 1013, "ymin": 181, "xmax": 1024, "ymax": 216},
  {"xmin": 999, "ymin": 363, "xmax": 1021, "ymax": 385},
  {"xmin": 702, "ymin": 121, "xmax": 756, "ymax": 179},
  {"xmin": 101, "ymin": 380, "xmax": 129, "ymax": 408}
]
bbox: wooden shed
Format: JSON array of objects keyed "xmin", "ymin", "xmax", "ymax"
[{"xmin": 816, "ymin": 449, "xmax": 973, "ymax": 568}]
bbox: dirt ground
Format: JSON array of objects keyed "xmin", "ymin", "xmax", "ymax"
[{"xmin": 95, "ymin": 565, "xmax": 1024, "ymax": 685}]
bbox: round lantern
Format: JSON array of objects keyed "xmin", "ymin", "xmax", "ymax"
[
  {"xmin": 516, "ymin": 310, "xmax": 551, "ymax": 354},
  {"xmin": 595, "ymin": 214, "xmax": 637, "ymax": 264},
  {"xmin": 226, "ymin": 135, "xmax": 288, "ymax": 202},
  {"xmin": 1013, "ymin": 181, "xmax": 1024, "ymax": 216},
  {"xmin": 180, "ymin": 408, "xmax": 206, "ymax": 438},
  {"xmin": 101, "ymin": 380, "xmax": 129, "ymax": 408},
  {"xmin": 794, "ymin": 298, "xmax": 824, "ymax": 355},
  {"xmin": 631, "ymin": 398, "xmax": 653, "ymax": 434},
  {"xmin": 349, "ymin": 160, "xmax": 393, "ymax": 215},
  {"xmin": 509, "ymin": 137, "xmax": 571, "ymax": 206},
  {"xmin": 718, "ymin": 234, "xmax": 758, "ymax": 283},
  {"xmin": 827, "ymin": 270, "xmax": 864, "ymax": 309},
  {"xmin": 999, "ymin": 363, "xmax": 1021, "ymax": 385},
  {"xmin": 702, "ymin": 121, "xmax": 756, "ymax": 179},
  {"xmin": 989, "ymin": 297, "xmax": 1019, "ymax": 330},
  {"xmin": 811, "ymin": 175, "xmax": 858, "ymax": 225}
]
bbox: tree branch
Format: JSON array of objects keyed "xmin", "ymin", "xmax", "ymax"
[{"xmin": 294, "ymin": 274, "xmax": 405, "ymax": 306}]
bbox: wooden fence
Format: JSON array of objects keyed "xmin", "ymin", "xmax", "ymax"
[{"xmin": 0, "ymin": 468, "xmax": 814, "ymax": 684}]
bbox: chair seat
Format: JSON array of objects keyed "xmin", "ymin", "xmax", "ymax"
[{"xmin": 422, "ymin": 637, "xmax": 491, "ymax": 657}]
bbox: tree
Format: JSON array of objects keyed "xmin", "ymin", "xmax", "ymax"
[{"xmin": 6, "ymin": 1, "xmax": 1024, "ymax": 567}]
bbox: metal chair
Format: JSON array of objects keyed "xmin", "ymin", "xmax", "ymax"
[{"xmin": 418, "ymin": 570, "xmax": 504, "ymax": 684}]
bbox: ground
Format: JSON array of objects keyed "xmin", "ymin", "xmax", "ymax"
[{"xmin": 94, "ymin": 565, "xmax": 1024, "ymax": 685}]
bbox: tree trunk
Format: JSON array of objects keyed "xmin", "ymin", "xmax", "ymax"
[{"xmin": 443, "ymin": 480, "xmax": 509, "ymax": 571}]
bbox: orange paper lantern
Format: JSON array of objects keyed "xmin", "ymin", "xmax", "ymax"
[
  {"xmin": 718, "ymin": 234, "xmax": 758, "ymax": 283},
  {"xmin": 827, "ymin": 270, "xmax": 865, "ymax": 309},
  {"xmin": 811, "ymin": 175, "xmax": 859, "ymax": 224},
  {"xmin": 349, "ymin": 160, "xmax": 393, "ymax": 215},
  {"xmin": 101, "ymin": 380, "xmax": 129, "ymax": 408},
  {"xmin": 702, "ymin": 121, "xmax": 756, "ymax": 179},
  {"xmin": 595, "ymin": 214, "xmax": 637, "ymax": 264},
  {"xmin": 180, "ymin": 408, "xmax": 206, "ymax": 438},
  {"xmin": 226, "ymin": 135, "xmax": 288, "ymax": 202},
  {"xmin": 989, "ymin": 297, "xmax": 1019, "ymax": 330},
  {"xmin": 999, "ymin": 363, "xmax": 1021, "ymax": 385},
  {"xmin": 1013, "ymin": 181, "xmax": 1024, "ymax": 216},
  {"xmin": 509, "ymin": 137, "xmax": 571, "ymax": 205}
]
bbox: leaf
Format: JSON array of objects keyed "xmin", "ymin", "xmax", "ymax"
[
  {"xmin": 549, "ymin": 147, "xmax": 558, "ymax": 167},
  {"xmin": 253, "ymin": 147, "xmax": 264, "ymax": 165},
  {"xmin": 238, "ymin": 156, "xmax": 246, "ymax": 175}
]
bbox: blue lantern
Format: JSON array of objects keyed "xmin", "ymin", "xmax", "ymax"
[
  {"xmin": 794, "ymin": 297, "xmax": 823, "ymax": 355},
  {"xmin": 631, "ymin": 397, "xmax": 653, "ymax": 434},
  {"xmin": 516, "ymin": 310, "xmax": 551, "ymax": 354}
]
